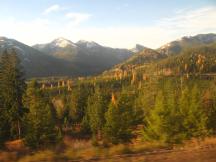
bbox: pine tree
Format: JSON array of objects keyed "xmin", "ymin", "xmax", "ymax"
[
  {"xmin": 183, "ymin": 86, "xmax": 208, "ymax": 137},
  {"xmin": 24, "ymin": 80, "xmax": 58, "ymax": 148},
  {"xmin": 143, "ymin": 91, "xmax": 166, "ymax": 142},
  {"xmin": 0, "ymin": 95, "xmax": 10, "ymax": 147},
  {"xmin": 87, "ymin": 88, "xmax": 107, "ymax": 140},
  {"xmin": 67, "ymin": 85, "xmax": 89, "ymax": 124},
  {"xmin": 104, "ymin": 92, "xmax": 134, "ymax": 144},
  {"xmin": 206, "ymin": 84, "xmax": 216, "ymax": 133},
  {"xmin": 0, "ymin": 50, "xmax": 26, "ymax": 140},
  {"xmin": 165, "ymin": 87, "xmax": 184, "ymax": 143},
  {"xmin": 143, "ymin": 87, "xmax": 184, "ymax": 143}
]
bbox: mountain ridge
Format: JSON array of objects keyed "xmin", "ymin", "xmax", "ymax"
[
  {"xmin": 1, "ymin": 33, "xmax": 216, "ymax": 78},
  {"xmin": 157, "ymin": 33, "xmax": 216, "ymax": 55}
]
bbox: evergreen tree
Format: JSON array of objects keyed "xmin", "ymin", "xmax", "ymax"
[
  {"xmin": 104, "ymin": 92, "xmax": 134, "ymax": 144},
  {"xmin": 0, "ymin": 95, "xmax": 10, "ymax": 147},
  {"xmin": 143, "ymin": 91, "xmax": 166, "ymax": 142},
  {"xmin": 24, "ymin": 80, "xmax": 58, "ymax": 148},
  {"xmin": 67, "ymin": 85, "xmax": 89, "ymax": 124},
  {"xmin": 143, "ymin": 87, "xmax": 184, "ymax": 143},
  {"xmin": 182, "ymin": 86, "xmax": 208, "ymax": 137},
  {"xmin": 87, "ymin": 88, "xmax": 107, "ymax": 139},
  {"xmin": 163, "ymin": 82, "xmax": 185, "ymax": 143},
  {"xmin": 205, "ymin": 84, "xmax": 216, "ymax": 133},
  {"xmin": 0, "ymin": 50, "xmax": 26, "ymax": 139}
]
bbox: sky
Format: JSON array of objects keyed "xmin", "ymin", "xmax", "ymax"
[{"xmin": 0, "ymin": 0, "xmax": 216, "ymax": 49}]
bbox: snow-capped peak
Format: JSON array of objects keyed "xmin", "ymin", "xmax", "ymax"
[
  {"xmin": 0, "ymin": 37, "xmax": 8, "ymax": 42},
  {"xmin": 77, "ymin": 40, "xmax": 100, "ymax": 48},
  {"xmin": 0, "ymin": 37, "xmax": 15, "ymax": 46},
  {"xmin": 77, "ymin": 40, "xmax": 88, "ymax": 43},
  {"xmin": 52, "ymin": 37, "xmax": 77, "ymax": 48}
]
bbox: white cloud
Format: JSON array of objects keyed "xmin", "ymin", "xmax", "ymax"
[
  {"xmin": 43, "ymin": 4, "xmax": 60, "ymax": 15},
  {"xmin": 158, "ymin": 6, "xmax": 216, "ymax": 33},
  {"xmin": 65, "ymin": 13, "xmax": 91, "ymax": 26},
  {"xmin": 0, "ymin": 6, "xmax": 216, "ymax": 49}
]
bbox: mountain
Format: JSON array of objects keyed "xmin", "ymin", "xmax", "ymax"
[
  {"xmin": 117, "ymin": 48, "xmax": 166, "ymax": 68},
  {"xmin": 33, "ymin": 38, "xmax": 133, "ymax": 75},
  {"xmin": 2, "ymin": 33, "xmax": 215, "ymax": 78},
  {"xmin": 102, "ymin": 47, "xmax": 166, "ymax": 77},
  {"xmin": 102, "ymin": 34, "xmax": 216, "ymax": 78},
  {"xmin": 33, "ymin": 38, "xmax": 78, "ymax": 61},
  {"xmin": 130, "ymin": 44, "xmax": 146, "ymax": 53},
  {"xmin": 158, "ymin": 33, "xmax": 216, "ymax": 55},
  {"xmin": 0, "ymin": 37, "xmax": 133, "ymax": 78},
  {"xmin": 156, "ymin": 45, "xmax": 216, "ymax": 75},
  {"xmin": 76, "ymin": 40, "xmax": 101, "ymax": 48},
  {"xmin": 0, "ymin": 37, "xmax": 80, "ymax": 77}
]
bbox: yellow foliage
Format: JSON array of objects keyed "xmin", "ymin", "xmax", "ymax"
[
  {"xmin": 18, "ymin": 150, "xmax": 56, "ymax": 162},
  {"xmin": 184, "ymin": 64, "xmax": 188, "ymax": 71},
  {"xmin": 111, "ymin": 92, "xmax": 116, "ymax": 105}
]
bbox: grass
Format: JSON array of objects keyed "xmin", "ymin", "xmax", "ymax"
[
  {"xmin": 2, "ymin": 136, "xmax": 216, "ymax": 162},
  {"xmin": 13, "ymin": 138, "xmax": 168, "ymax": 162},
  {"xmin": 18, "ymin": 150, "xmax": 57, "ymax": 162},
  {"xmin": 0, "ymin": 151, "xmax": 18, "ymax": 162}
]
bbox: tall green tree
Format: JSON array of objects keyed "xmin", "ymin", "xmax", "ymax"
[
  {"xmin": 0, "ymin": 50, "xmax": 26, "ymax": 140},
  {"xmin": 67, "ymin": 84, "xmax": 90, "ymax": 124},
  {"xmin": 205, "ymin": 84, "xmax": 216, "ymax": 134},
  {"xmin": 24, "ymin": 80, "xmax": 58, "ymax": 148},
  {"xmin": 143, "ymin": 91, "xmax": 166, "ymax": 142},
  {"xmin": 0, "ymin": 95, "xmax": 10, "ymax": 147},
  {"xmin": 143, "ymin": 87, "xmax": 184, "ymax": 143},
  {"xmin": 104, "ymin": 91, "xmax": 134, "ymax": 144},
  {"xmin": 182, "ymin": 86, "xmax": 208, "ymax": 138},
  {"xmin": 87, "ymin": 88, "xmax": 107, "ymax": 139}
]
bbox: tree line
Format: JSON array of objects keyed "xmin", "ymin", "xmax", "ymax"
[{"xmin": 0, "ymin": 50, "xmax": 216, "ymax": 149}]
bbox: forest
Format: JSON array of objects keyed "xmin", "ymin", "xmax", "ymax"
[{"xmin": 0, "ymin": 44, "xmax": 216, "ymax": 161}]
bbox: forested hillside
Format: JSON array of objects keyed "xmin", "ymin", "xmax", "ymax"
[
  {"xmin": 158, "ymin": 33, "xmax": 216, "ymax": 55},
  {"xmin": 0, "ymin": 34, "xmax": 216, "ymax": 161}
]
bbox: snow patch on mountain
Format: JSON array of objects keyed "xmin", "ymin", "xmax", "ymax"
[
  {"xmin": 87, "ymin": 42, "xmax": 99, "ymax": 48},
  {"xmin": 77, "ymin": 40, "xmax": 100, "ymax": 48},
  {"xmin": 52, "ymin": 37, "xmax": 77, "ymax": 48}
]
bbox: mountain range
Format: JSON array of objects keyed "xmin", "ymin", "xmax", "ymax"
[
  {"xmin": 33, "ymin": 38, "xmax": 134, "ymax": 76},
  {"xmin": 0, "ymin": 33, "xmax": 216, "ymax": 78},
  {"xmin": 0, "ymin": 37, "xmax": 135, "ymax": 77},
  {"xmin": 103, "ymin": 33, "xmax": 216, "ymax": 77}
]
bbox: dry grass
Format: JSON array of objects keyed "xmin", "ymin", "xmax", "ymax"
[
  {"xmin": 175, "ymin": 136, "xmax": 216, "ymax": 150},
  {"xmin": 0, "ymin": 151, "xmax": 18, "ymax": 162},
  {"xmin": 4, "ymin": 136, "xmax": 216, "ymax": 162},
  {"xmin": 18, "ymin": 150, "xmax": 57, "ymax": 162}
]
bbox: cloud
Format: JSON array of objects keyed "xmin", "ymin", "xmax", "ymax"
[
  {"xmin": 157, "ymin": 6, "xmax": 216, "ymax": 34},
  {"xmin": 0, "ymin": 6, "xmax": 216, "ymax": 49},
  {"xmin": 65, "ymin": 12, "xmax": 91, "ymax": 26},
  {"xmin": 43, "ymin": 4, "xmax": 60, "ymax": 15}
]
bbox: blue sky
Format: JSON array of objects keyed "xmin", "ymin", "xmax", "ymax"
[{"xmin": 0, "ymin": 0, "xmax": 216, "ymax": 48}]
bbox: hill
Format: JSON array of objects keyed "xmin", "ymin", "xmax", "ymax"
[
  {"xmin": 158, "ymin": 33, "xmax": 216, "ymax": 55},
  {"xmin": 102, "ymin": 36, "xmax": 216, "ymax": 79},
  {"xmin": 156, "ymin": 45, "xmax": 216, "ymax": 75}
]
